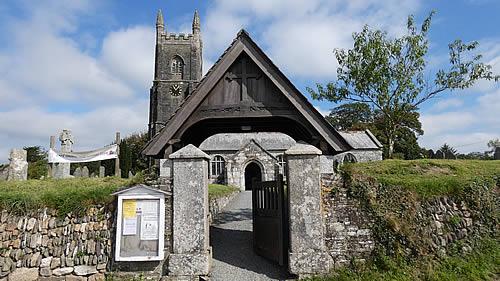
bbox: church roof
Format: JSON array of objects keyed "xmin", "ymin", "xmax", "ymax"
[
  {"xmin": 143, "ymin": 29, "xmax": 353, "ymax": 156},
  {"xmin": 338, "ymin": 130, "xmax": 383, "ymax": 150},
  {"xmin": 199, "ymin": 132, "xmax": 296, "ymax": 151}
]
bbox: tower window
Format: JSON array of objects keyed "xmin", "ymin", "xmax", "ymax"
[
  {"xmin": 170, "ymin": 56, "xmax": 184, "ymax": 78},
  {"xmin": 211, "ymin": 155, "xmax": 225, "ymax": 177}
]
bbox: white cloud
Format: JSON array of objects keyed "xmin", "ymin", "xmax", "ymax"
[
  {"xmin": 430, "ymin": 98, "xmax": 464, "ymax": 111},
  {"xmin": 0, "ymin": 1, "xmax": 153, "ymax": 162},
  {"xmin": 203, "ymin": 0, "xmax": 420, "ymax": 79},
  {"xmin": 101, "ymin": 26, "xmax": 155, "ymax": 90}
]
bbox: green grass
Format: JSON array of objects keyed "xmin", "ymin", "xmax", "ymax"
[
  {"xmin": 343, "ymin": 159, "xmax": 500, "ymax": 198},
  {"xmin": 208, "ymin": 184, "xmax": 239, "ymax": 200},
  {"xmin": 0, "ymin": 177, "xmax": 239, "ymax": 216},
  {"xmin": 307, "ymin": 237, "xmax": 499, "ymax": 281},
  {"xmin": 0, "ymin": 177, "xmax": 133, "ymax": 216}
]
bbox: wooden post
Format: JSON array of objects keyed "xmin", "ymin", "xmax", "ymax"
[
  {"xmin": 115, "ymin": 132, "xmax": 121, "ymax": 177},
  {"xmin": 48, "ymin": 136, "xmax": 56, "ymax": 177}
]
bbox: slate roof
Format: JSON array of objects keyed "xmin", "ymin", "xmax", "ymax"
[
  {"xmin": 338, "ymin": 130, "xmax": 383, "ymax": 150},
  {"xmin": 199, "ymin": 132, "xmax": 296, "ymax": 151},
  {"xmin": 142, "ymin": 29, "xmax": 352, "ymax": 156}
]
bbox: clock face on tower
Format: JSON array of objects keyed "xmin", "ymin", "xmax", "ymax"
[{"xmin": 169, "ymin": 84, "xmax": 182, "ymax": 96}]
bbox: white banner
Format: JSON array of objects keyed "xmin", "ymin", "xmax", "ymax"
[{"xmin": 48, "ymin": 144, "xmax": 118, "ymax": 163}]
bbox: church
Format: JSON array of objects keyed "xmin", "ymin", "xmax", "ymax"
[{"xmin": 143, "ymin": 10, "xmax": 382, "ymax": 190}]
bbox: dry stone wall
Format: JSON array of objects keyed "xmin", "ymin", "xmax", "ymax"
[
  {"xmin": 321, "ymin": 173, "xmax": 374, "ymax": 267},
  {"xmin": 0, "ymin": 208, "xmax": 112, "ymax": 281},
  {"xmin": 320, "ymin": 172, "xmax": 498, "ymax": 269}
]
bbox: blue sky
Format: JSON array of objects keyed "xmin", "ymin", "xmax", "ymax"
[{"xmin": 0, "ymin": 0, "xmax": 499, "ymax": 162}]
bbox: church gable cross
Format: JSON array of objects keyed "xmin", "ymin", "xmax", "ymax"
[{"xmin": 225, "ymin": 56, "xmax": 262, "ymax": 101}]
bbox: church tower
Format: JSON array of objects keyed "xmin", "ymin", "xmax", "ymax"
[{"xmin": 148, "ymin": 10, "xmax": 203, "ymax": 139}]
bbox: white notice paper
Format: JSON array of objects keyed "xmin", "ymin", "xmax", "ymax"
[
  {"xmin": 123, "ymin": 218, "xmax": 137, "ymax": 235},
  {"xmin": 139, "ymin": 200, "xmax": 159, "ymax": 240}
]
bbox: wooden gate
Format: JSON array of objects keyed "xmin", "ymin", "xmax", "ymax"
[{"xmin": 252, "ymin": 174, "xmax": 288, "ymax": 266}]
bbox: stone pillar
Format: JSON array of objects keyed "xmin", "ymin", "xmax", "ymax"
[
  {"xmin": 285, "ymin": 143, "xmax": 332, "ymax": 275},
  {"xmin": 7, "ymin": 148, "xmax": 28, "ymax": 181},
  {"xmin": 168, "ymin": 144, "xmax": 211, "ymax": 278}
]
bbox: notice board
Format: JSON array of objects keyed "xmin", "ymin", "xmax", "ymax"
[{"xmin": 114, "ymin": 187, "xmax": 166, "ymax": 261}]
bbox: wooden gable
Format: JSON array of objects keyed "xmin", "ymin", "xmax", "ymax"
[{"xmin": 143, "ymin": 30, "xmax": 351, "ymax": 157}]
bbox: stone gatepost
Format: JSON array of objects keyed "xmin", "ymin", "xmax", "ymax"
[
  {"xmin": 285, "ymin": 143, "xmax": 333, "ymax": 276},
  {"xmin": 7, "ymin": 148, "xmax": 28, "ymax": 181},
  {"xmin": 53, "ymin": 130, "xmax": 73, "ymax": 179},
  {"xmin": 168, "ymin": 144, "xmax": 211, "ymax": 278}
]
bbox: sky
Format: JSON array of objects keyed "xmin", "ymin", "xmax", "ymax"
[{"xmin": 0, "ymin": 0, "xmax": 499, "ymax": 162}]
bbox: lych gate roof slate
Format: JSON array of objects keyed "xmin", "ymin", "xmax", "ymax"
[
  {"xmin": 199, "ymin": 132, "xmax": 296, "ymax": 151},
  {"xmin": 338, "ymin": 130, "xmax": 383, "ymax": 149}
]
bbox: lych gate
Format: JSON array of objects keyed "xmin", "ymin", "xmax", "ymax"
[{"xmin": 141, "ymin": 11, "xmax": 382, "ymax": 279}]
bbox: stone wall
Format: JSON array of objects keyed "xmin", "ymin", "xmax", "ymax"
[
  {"xmin": 320, "ymin": 172, "xmax": 497, "ymax": 269},
  {"xmin": 321, "ymin": 173, "xmax": 374, "ymax": 267},
  {"xmin": 0, "ymin": 207, "xmax": 112, "ymax": 281},
  {"xmin": 208, "ymin": 191, "xmax": 240, "ymax": 223}
]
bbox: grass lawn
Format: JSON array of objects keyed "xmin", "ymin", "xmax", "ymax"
[
  {"xmin": 208, "ymin": 184, "xmax": 239, "ymax": 200},
  {"xmin": 343, "ymin": 159, "xmax": 500, "ymax": 198},
  {"xmin": 0, "ymin": 176, "xmax": 239, "ymax": 216},
  {"xmin": 307, "ymin": 237, "xmax": 499, "ymax": 281}
]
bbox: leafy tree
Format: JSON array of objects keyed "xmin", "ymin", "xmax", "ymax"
[
  {"xmin": 327, "ymin": 102, "xmax": 424, "ymax": 159},
  {"xmin": 308, "ymin": 11, "xmax": 499, "ymax": 158},
  {"xmin": 119, "ymin": 132, "xmax": 148, "ymax": 178},
  {"xmin": 23, "ymin": 146, "xmax": 48, "ymax": 179},
  {"xmin": 326, "ymin": 102, "xmax": 373, "ymax": 130}
]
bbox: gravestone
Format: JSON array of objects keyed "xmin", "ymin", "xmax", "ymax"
[
  {"xmin": 494, "ymin": 147, "xmax": 500, "ymax": 160},
  {"xmin": 81, "ymin": 166, "xmax": 89, "ymax": 178},
  {"xmin": 73, "ymin": 167, "xmax": 82, "ymax": 177},
  {"xmin": 99, "ymin": 166, "xmax": 105, "ymax": 178},
  {"xmin": 7, "ymin": 149, "xmax": 28, "ymax": 181},
  {"xmin": 128, "ymin": 171, "xmax": 133, "ymax": 178},
  {"xmin": 90, "ymin": 172, "xmax": 96, "ymax": 178}
]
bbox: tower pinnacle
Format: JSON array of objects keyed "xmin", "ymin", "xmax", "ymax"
[
  {"xmin": 156, "ymin": 9, "xmax": 164, "ymax": 27},
  {"xmin": 192, "ymin": 10, "xmax": 200, "ymax": 34}
]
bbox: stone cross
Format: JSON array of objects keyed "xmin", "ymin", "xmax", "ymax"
[
  {"xmin": 285, "ymin": 143, "xmax": 332, "ymax": 276},
  {"xmin": 59, "ymin": 130, "xmax": 74, "ymax": 154},
  {"xmin": 7, "ymin": 148, "xmax": 28, "ymax": 181}
]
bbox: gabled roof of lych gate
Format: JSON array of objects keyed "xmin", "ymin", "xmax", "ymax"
[{"xmin": 143, "ymin": 29, "xmax": 352, "ymax": 156}]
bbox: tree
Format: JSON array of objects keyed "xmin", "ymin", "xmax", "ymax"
[
  {"xmin": 326, "ymin": 102, "xmax": 373, "ymax": 130},
  {"xmin": 327, "ymin": 102, "xmax": 424, "ymax": 159},
  {"xmin": 437, "ymin": 143, "xmax": 457, "ymax": 159},
  {"xmin": 308, "ymin": 11, "xmax": 499, "ymax": 158},
  {"xmin": 23, "ymin": 146, "xmax": 48, "ymax": 179}
]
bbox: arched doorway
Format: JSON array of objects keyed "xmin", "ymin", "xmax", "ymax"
[{"xmin": 244, "ymin": 162, "xmax": 262, "ymax": 190}]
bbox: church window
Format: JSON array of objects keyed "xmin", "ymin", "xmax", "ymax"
[
  {"xmin": 343, "ymin": 153, "xmax": 357, "ymax": 164},
  {"xmin": 276, "ymin": 154, "xmax": 286, "ymax": 176},
  {"xmin": 170, "ymin": 56, "xmax": 184, "ymax": 78},
  {"xmin": 211, "ymin": 155, "xmax": 225, "ymax": 177}
]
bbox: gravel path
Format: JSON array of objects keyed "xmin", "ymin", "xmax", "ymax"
[{"xmin": 210, "ymin": 191, "xmax": 291, "ymax": 281}]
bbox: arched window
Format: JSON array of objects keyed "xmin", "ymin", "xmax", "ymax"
[
  {"xmin": 343, "ymin": 153, "xmax": 357, "ymax": 164},
  {"xmin": 211, "ymin": 155, "xmax": 225, "ymax": 177},
  {"xmin": 276, "ymin": 154, "xmax": 286, "ymax": 175},
  {"xmin": 170, "ymin": 56, "xmax": 184, "ymax": 78}
]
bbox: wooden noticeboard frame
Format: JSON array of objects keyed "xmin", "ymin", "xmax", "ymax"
[{"xmin": 114, "ymin": 188, "xmax": 166, "ymax": 262}]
